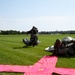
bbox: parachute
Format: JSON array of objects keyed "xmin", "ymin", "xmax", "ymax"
[{"xmin": 45, "ymin": 36, "xmax": 75, "ymax": 56}]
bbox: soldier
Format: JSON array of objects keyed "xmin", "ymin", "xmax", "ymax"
[{"xmin": 23, "ymin": 26, "xmax": 38, "ymax": 47}]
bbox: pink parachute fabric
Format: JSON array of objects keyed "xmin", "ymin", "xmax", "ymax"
[
  {"xmin": 54, "ymin": 68, "xmax": 75, "ymax": 75},
  {"xmin": 0, "ymin": 65, "xmax": 32, "ymax": 72},
  {"xmin": 24, "ymin": 56, "xmax": 57, "ymax": 75},
  {"xmin": 0, "ymin": 56, "xmax": 75, "ymax": 75}
]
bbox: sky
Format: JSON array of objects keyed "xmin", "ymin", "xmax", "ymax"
[{"xmin": 0, "ymin": 0, "xmax": 75, "ymax": 31}]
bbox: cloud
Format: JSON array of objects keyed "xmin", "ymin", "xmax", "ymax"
[{"xmin": 0, "ymin": 16, "xmax": 75, "ymax": 31}]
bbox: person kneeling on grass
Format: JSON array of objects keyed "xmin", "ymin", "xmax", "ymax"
[
  {"xmin": 53, "ymin": 39, "xmax": 62, "ymax": 55},
  {"xmin": 53, "ymin": 37, "xmax": 75, "ymax": 56}
]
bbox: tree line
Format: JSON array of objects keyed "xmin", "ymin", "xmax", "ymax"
[
  {"xmin": 39, "ymin": 30, "xmax": 75, "ymax": 34},
  {"xmin": 0, "ymin": 30, "xmax": 26, "ymax": 35},
  {"xmin": 0, "ymin": 30, "xmax": 75, "ymax": 35}
]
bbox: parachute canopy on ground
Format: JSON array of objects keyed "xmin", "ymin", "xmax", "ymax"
[
  {"xmin": 45, "ymin": 36, "xmax": 75, "ymax": 56},
  {"xmin": 62, "ymin": 36, "xmax": 75, "ymax": 42}
]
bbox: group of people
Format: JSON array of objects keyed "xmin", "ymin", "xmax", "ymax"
[
  {"xmin": 53, "ymin": 37, "xmax": 75, "ymax": 56},
  {"xmin": 23, "ymin": 26, "xmax": 75, "ymax": 56}
]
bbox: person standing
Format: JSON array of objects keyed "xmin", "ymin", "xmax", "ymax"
[{"xmin": 26, "ymin": 26, "xmax": 38, "ymax": 47}]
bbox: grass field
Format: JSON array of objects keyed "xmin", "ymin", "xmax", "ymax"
[{"xmin": 0, "ymin": 34, "xmax": 75, "ymax": 75}]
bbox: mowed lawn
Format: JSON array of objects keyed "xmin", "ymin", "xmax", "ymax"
[{"xmin": 0, "ymin": 34, "xmax": 75, "ymax": 75}]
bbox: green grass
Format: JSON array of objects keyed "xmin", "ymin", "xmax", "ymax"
[{"xmin": 0, "ymin": 34, "xmax": 75, "ymax": 75}]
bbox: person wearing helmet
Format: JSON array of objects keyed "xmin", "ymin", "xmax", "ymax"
[
  {"xmin": 25, "ymin": 26, "xmax": 38, "ymax": 47},
  {"xmin": 53, "ymin": 39, "xmax": 62, "ymax": 55}
]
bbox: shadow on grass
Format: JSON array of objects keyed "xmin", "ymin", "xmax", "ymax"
[
  {"xmin": 52, "ymin": 72, "xmax": 61, "ymax": 75},
  {"xmin": 13, "ymin": 45, "xmax": 32, "ymax": 49},
  {"xmin": 48, "ymin": 53, "xmax": 75, "ymax": 58}
]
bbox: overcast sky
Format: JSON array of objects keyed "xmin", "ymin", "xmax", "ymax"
[{"xmin": 0, "ymin": 0, "xmax": 75, "ymax": 31}]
